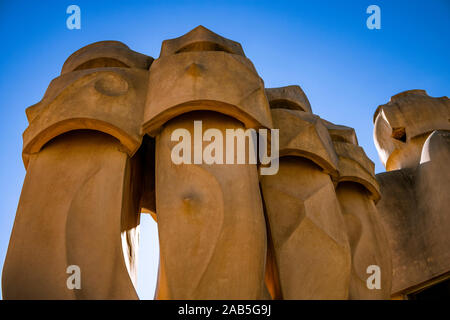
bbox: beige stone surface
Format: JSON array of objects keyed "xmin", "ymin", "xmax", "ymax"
[
  {"xmin": 2, "ymin": 131, "xmax": 142, "ymax": 299},
  {"xmin": 260, "ymin": 157, "xmax": 351, "ymax": 299},
  {"xmin": 326, "ymin": 122, "xmax": 391, "ymax": 299},
  {"xmin": 23, "ymin": 41, "xmax": 153, "ymax": 167},
  {"xmin": 416, "ymin": 130, "xmax": 450, "ymax": 275},
  {"xmin": 23, "ymin": 68, "xmax": 149, "ymax": 167},
  {"xmin": 270, "ymin": 108, "xmax": 339, "ymax": 178},
  {"xmin": 142, "ymin": 51, "xmax": 271, "ymax": 136},
  {"xmin": 322, "ymin": 120, "xmax": 358, "ymax": 145},
  {"xmin": 160, "ymin": 25, "xmax": 246, "ymax": 58},
  {"xmin": 154, "ymin": 111, "xmax": 267, "ymax": 299},
  {"xmin": 6, "ymin": 26, "xmax": 448, "ymax": 301},
  {"xmin": 376, "ymin": 130, "xmax": 450, "ymax": 295},
  {"xmin": 145, "ymin": 27, "xmax": 271, "ymax": 299},
  {"xmin": 375, "ymin": 168, "xmax": 421, "ymax": 294},
  {"xmin": 61, "ymin": 41, "xmax": 153, "ymax": 75},
  {"xmin": 374, "ymin": 88, "xmax": 450, "ymax": 296},
  {"xmin": 265, "ymin": 85, "xmax": 312, "ymax": 113},
  {"xmin": 261, "ymin": 104, "xmax": 351, "ymax": 299},
  {"xmin": 335, "ymin": 183, "xmax": 391, "ymax": 299},
  {"xmin": 331, "ymin": 141, "xmax": 380, "ymax": 202},
  {"xmin": 143, "ymin": 26, "xmax": 269, "ymax": 140},
  {"xmin": 3, "ymin": 40, "xmax": 152, "ymax": 299},
  {"xmin": 373, "ymin": 90, "xmax": 450, "ymax": 171}
]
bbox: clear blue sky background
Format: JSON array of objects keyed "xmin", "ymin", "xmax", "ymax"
[{"xmin": 0, "ymin": 0, "xmax": 448, "ymax": 299}]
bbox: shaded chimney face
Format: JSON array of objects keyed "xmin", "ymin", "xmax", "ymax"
[
  {"xmin": 323, "ymin": 120, "xmax": 380, "ymax": 202},
  {"xmin": 373, "ymin": 90, "xmax": 450, "ymax": 171},
  {"xmin": 265, "ymin": 85, "xmax": 312, "ymax": 113},
  {"xmin": 270, "ymin": 108, "xmax": 339, "ymax": 178}
]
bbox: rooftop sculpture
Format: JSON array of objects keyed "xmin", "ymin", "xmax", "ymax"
[{"xmin": 2, "ymin": 26, "xmax": 449, "ymax": 300}]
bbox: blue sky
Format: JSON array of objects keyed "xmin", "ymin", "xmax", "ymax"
[{"xmin": 0, "ymin": 0, "xmax": 449, "ymax": 299}]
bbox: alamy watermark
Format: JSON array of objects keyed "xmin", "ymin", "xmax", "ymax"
[
  {"xmin": 366, "ymin": 5, "xmax": 381, "ymax": 30},
  {"xmin": 66, "ymin": 265, "xmax": 81, "ymax": 290},
  {"xmin": 366, "ymin": 265, "xmax": 381, "ymax": 289},
  {"xmin": 170, "ymin": 121, "xmax": 279, "ymax": 175},
  {"xmin": 66, "ymin": 5, "xmax": 81, "ymax": 30}
]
